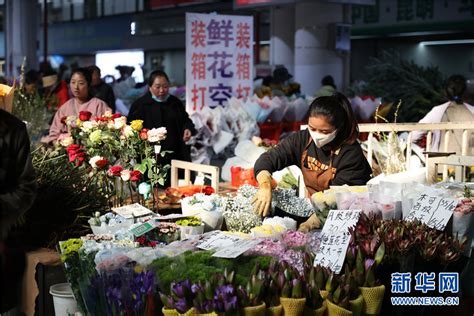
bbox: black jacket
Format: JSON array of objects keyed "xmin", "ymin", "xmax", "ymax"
[
  {"xmin": 254, "ymin": 130, "xmax": 372, "ymax": 186},
  {"xmin": 90, "ymin": 81, "xmax": 116, "ymax": 113},
  {"xmin": 127, "ymin": 92, "xmax": 196, "ymax": 162},
  {"xmin": 0, "ymin": 110, "xmax": 37, "ymax": 240}
]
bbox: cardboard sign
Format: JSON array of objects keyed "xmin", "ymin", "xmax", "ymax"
[
  {"xmin": 112, "ymin": 203, "xmax": 154, "ymax": 219},
  {"xmin": 196, "ymin": 231, "xmax": 244, "ymax": 251},
  {"xmin": 130, "ymin": 222, "xmax": 155, "ymax": 237},
  {"xmin": 314, "ymin": 210, "xmax": 361, "ymax": 274},
  {"xmin": 405, "ymin": 194, "xmax": 458, "ymax": 230},
  {"xmin": 212, "ymin": 239, "xmax": 261, "ymax": 258},
  {"xmin": 186, "ymin": 13, "xmax": 254, "ymax": 112}
]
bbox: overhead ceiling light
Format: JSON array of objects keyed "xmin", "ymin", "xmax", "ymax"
[{"xmin": 419, "ymin": 39, "xmax": 474, "ymax": 46}]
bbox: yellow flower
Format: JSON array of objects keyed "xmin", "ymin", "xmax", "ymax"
[
  {"xmin": 76, "ymin": 118, "xmax": 82, "ymax": 127},
  {"xmin": 89, "ymin": 130, "xmax": 102, "ymax": 143},
  {"xmin": 134, "ymin": 265, "xmax": 144, "ymax": 274},
  {"xmin": 130, "ymin": 120, "xmax": 144, "ymax": 131}
]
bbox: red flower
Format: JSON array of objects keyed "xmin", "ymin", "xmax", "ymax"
[
  {"xmin": 79, "ymin": 111, "xmax": 92, "ymax": 121},
  {"xmin": 60, "ymin": 116, "xmax": 67, "ymax": 125},
  {"xmin": 148, "ymin": 241, "xmax": 157, "ymax": 248},
  {"xmin": 203, "ymin": 186, "xmax": 215, "ymax": 195},
  {"xmin": 95, "ymin": 159, "xmax": 109, "ymax": 169},
  {"xmin": 107, "ymin": 165, "xmax": 123, "ymax": 177},
  {"xmin": 139, "ymin": 128, "xmax": 149, "ymax": 140},
  {"xmin": 130, "ymin": 170, "xmax": 142, "ymax": 182},
  {"xmin": 66, "ymin": 144, "xmax": 86, "ymax": 166},
  {"xmin": 111, "ymin": 113, "xmax": 122, "ymax": 119},
  {"xmin": 66, "ymin": 144, "xmax": 81, "ymax": 153},
  {"xmin": 94, "ymin": 116, "xmax": 109, "ymax": 122}
]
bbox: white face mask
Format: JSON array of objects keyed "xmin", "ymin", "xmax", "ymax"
[{"xmin": 309, "ymin": 129, "xmax": 337, "ymax": 148}]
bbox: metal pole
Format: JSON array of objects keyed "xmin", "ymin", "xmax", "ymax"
[{"xmin": 43, "ymin": 0, "xmax": 48, "ymax": 64}]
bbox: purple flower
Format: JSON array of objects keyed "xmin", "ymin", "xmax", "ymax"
[
  {"xmin": 175, "ymin": 298, "xmax": 189, "ymax": 314},
  {"xmin": 214, "ymin": 284, "xmax": 238, "ymax": 312},
  {"xmin": 365, "ymin": 258, "xmax": 375, "ymax": 272}
]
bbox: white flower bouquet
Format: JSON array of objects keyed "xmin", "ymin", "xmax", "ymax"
[{"xmin": 181, "ymin": 193, "xmax": 226, "ymax": 231}]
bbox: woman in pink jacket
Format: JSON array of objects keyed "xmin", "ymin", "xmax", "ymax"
[{"xmin": 42, "ymin": 68, "xmax": 111, "ymax": 144}]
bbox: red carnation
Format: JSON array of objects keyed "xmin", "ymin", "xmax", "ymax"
[
  {"xmin": 130, "ymin": 170, "xmax": 142, "ymax": 182},
  {"xmin": 111, "ymin": 113, "xmax": 122, "ymax": 119},
  {"xmin": 95, "ymin": 159, "xmax": 109, "ymax": 169},
  {"xmin": 107, "ymin": 165, "xmax": 123, "ymax": 177},
  {"xmin": 79, "ymin": 111, "xmax": 92, "ymax": 121},
  {"xmin": 139, "ymin": 128, "xmax": 149, "ymax": 140}
]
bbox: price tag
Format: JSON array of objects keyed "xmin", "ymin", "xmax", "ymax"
[
  {"xmin": 314, "ymin": 210, "xmax": 361, "ymax": 274},
  {"xmin": 130, "ymin": 222, "xmax": 155, "ymax": 237},
  {"xmin": 196, "ymin": 231, "xmax": 244, "ymax": 251},
  {"xmin": 112, "ymin": 203, "xmax": 154, "ymax": 219},
  {"xmin": 405, "ymin": 194, "xmax": 458, "ymax": 230},
  {"xmin": 212, "ymin": 239, "xmax": 261, "ymax": 258}
]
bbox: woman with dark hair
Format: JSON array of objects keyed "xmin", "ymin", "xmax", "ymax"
[
  {"xmin": 127, "ymin": 70, "xmax": 196, "ymax": 185},
  {"xmin": 42, "ymin": 67, "xmax": 112, "ymax": 143},
  {"xmin": 252, "ymin": 92, "xmax": 372, "ymax": 221},
  {"xmin": 413, "ymin": 74, "xmax": 474, "ymax": 154}
]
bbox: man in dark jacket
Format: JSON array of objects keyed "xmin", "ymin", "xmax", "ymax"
[
  {"xmin": 88, "ymin": 65, "xmax": 116, "ymax": 112},
  {"xmin": 0, "ymin": 109, "xmax": 37, "ymax": 313}
]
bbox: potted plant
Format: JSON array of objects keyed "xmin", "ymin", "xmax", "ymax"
[
  {"xmin": 304, "ymin": 266, "xmax": 329, "ymax": 315},
  {"xmin": 238, "ymin": 270, "xmax": 266, "ymax": 316},
  {"xmin": 276, "ymin": 264, "xmax": 306, "ymax": 316}
]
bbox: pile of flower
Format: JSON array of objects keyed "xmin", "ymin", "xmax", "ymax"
[
  {"xmin": 135, "ymin": 222, "xmax": 180, "ymax": 247},
  {"xmin": 246, "ymin": 230, "xmax": 310, "ymax": 274},
  {"xmin": 88, "ymin": 211, "xmax": 132, "ymax": 235},
  {"xmin": 58, "ymin": 111, "xmax": 170, "ymax": 208}
]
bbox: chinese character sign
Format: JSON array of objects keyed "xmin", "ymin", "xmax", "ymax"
[
  {"xmin": 186, "ymin": 13, "xmax": 253, "ymax": 112},
  {"xmin": 314, "ymin": 210, "xmax": 361, "ymax": 274},
  {"xmin": 405, "ymin": 194, "xmax": 458, "ymax": 231}
]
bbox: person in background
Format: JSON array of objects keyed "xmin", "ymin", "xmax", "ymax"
[
  {"xmin": 88, "ymin": 65, "xmax": 116, "ymax": 113},
  {"xmin": 315, "ymin": 75, "xmax": 337, "ymax": 97},
  {"xmin": 42, "ymin": 70, "xmax": 69, "ymax": 109},
  {"xmin": 127, "ymin": 70, "xmax": 196, "ymax": 186},
  {"xmin": 412, "ymin": 74, "xmax": 474, "ymax": 155},
  {"xmin": 42, "ymin": 68, "xmax": 111, "ymax": 144},
  {"xmin": 252, "ymin": 93, "xmax": 372, "ymax": 230},
  {"xmin": 0, "ymin": 107, "xmax": 37, "ymax": 314},
  {"xmin": 23, "ymin": 70, "xmax": 41, "ymax": 96},
  {"xmin": 270, "ymin": 66, "xmax": 301, "ymax": 97}
]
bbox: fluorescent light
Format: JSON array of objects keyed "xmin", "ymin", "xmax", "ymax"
[{"xmin": 419, "ymin": 39, "xmax": 474, "ymax": 46}]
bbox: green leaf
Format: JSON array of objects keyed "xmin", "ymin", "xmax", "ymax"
[{"xmin": 374, "ymin": 242, "xmax": 385, "ymax": 265}]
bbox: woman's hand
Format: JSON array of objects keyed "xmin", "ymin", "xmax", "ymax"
[
  {"xmin": 251, "ymin": 171, "xmax": 273, "ymax": 217},
  {"xmin": 298, "ymin": 213, "xmax": 321, "ymax": 232},
  {"xmin": 252, "ymin": 182, "xmax": 272, "ymax": 217},
  {"xmin": 183, "ymin": 129, "xmax": 192, "ymax": 142}
]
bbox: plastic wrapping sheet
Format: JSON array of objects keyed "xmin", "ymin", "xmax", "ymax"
[
  {"xmin": 267, "ymin": 96, "xmax": 289, "ymax": 123},
  {"xmin": 350, "ymin": 96, "xmax": 381, "ymax": 120},
  {"xmin": 284, "ymin": 97, "xmax": 309, "ymax": 122}
]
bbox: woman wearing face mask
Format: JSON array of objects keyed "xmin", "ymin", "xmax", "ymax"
[
  {"xmin": 252, "ymin": 92, "xmax": 372, "ymax": 225},
  {"xmin": 127, "ymin": 70, "xmax": 196, "ymax": 185},
  {"xmin": 42, "ymin": 68, "xmax": 111, "ymax": 144}
]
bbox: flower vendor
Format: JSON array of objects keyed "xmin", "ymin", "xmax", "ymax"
[
  {"xmin": 252, "ymin": 93, "xmax": 372, "ymax": 221},
  {"xmin": 42, "ymin": 67, "xmax": 112, "ymax": 143},
  {"xmin": 127, "ymin": 70, "xmax": 196, "ymax": 186}
]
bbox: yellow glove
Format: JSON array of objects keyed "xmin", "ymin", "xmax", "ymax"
[
  {"xmin": 251, "ymin": 171, "xmax": 273, "ymax": 217},
  {"xmin": 298, "ymin": 213, "xmax": 321, "ymax": 233}
]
